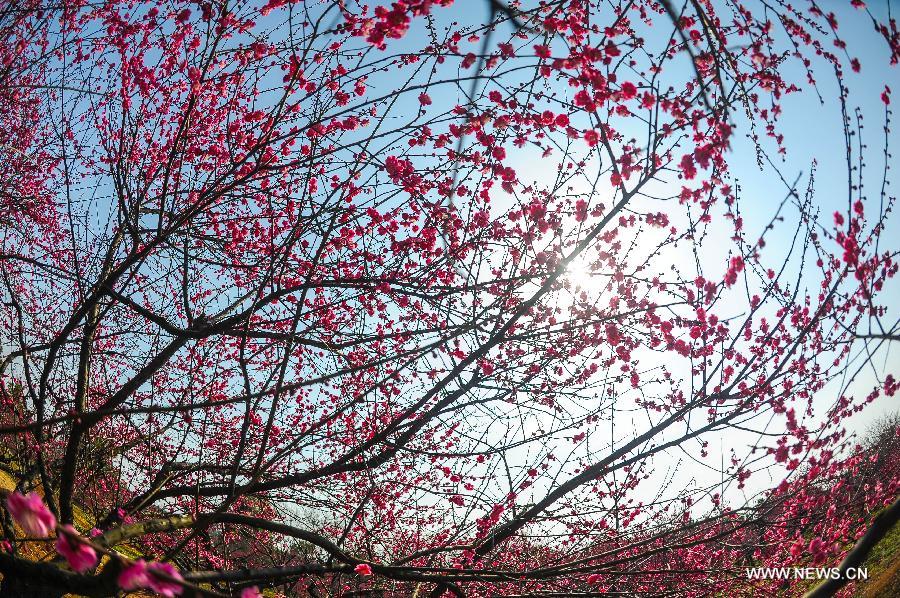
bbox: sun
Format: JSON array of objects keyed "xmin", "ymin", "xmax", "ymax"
[{"xmin": 563, "ymin": 254, "xmax": 604, "ymax": 294}]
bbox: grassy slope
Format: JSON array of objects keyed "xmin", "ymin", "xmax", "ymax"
[{"xmin": 856, "ymin": 520, "xmax": 900, "ymax": 598}]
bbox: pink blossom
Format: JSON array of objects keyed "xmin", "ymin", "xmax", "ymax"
[
  {"xmin": 117, "ymin": 560, "xmax": 184, "ymax": 596},
  {"xmin": 808, "ymin": 536, "xmax": 825, "ymax": 555},
  {"xmin": 147, "ymin": 562, "xmax": 184, "ymax": 597},
  {"xmin": 55, "ymin": 525, "xmax": 97, "ymax": 573},
  {"xmin": 354, "ymin": 563, "xmax": 373, "ymax": 575},
  {"xmin": 808, "ymin": 536, "xmax": 829, "ymax": 565},
  {"xmin": 5, "ymin": 492, "xmax": 56, "ymax": 537},
  {"xmin": 241, "ymin": 587, "xmax": 262, "ymax": 598},
  {"xmin": 789, "ymin": 538, "xmax": 805, "ymax": 558},
  {"xmin": 118, "ymin": 560, "xmax": 151, "ymax": 590}
]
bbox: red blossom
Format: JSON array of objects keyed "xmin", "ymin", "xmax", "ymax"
[
  {"xmin": 679, "ymin": 153, "xmax": 697, "ymax": 179},
  {"xmin": 534, "ymin": 44, "xmax": 551, "ymax": 59},
  {"xmin": 619, "ymin": 81, "xmax": 637, "ymax": 99}
]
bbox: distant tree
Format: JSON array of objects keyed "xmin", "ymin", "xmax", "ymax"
[{"xmin": 0, "ymin": 0, "xmax": 898, "ymax": 596}]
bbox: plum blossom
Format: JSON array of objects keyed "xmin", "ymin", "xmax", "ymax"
[
  {"xmin": 619, "ymin": 81, "xmax": 637, "ymax": 99},
  {"xmin": 119, "ymin": 559, "xmax": 184, "ymax": 596},
  {"xmin": 5, "ymin": 492, "xmax": 56, "ymax": 537},
  {"xmin": 808, "ymin": 536, "xmax": 828, "ymax": 565},
  {"xmin": 55, "ymin": 525, "xmax": 97, "ymax": 573},
  {"xmin": 679, "ymin": 153, "xmax": 697, "ymax": 179},
  {"xmin": 354, "ymin": 563, "xmax": 373, "ymax": 575},
  {"xmin": 146, "ymin": 562, "xmax": 184, "ymax": 597},
  {"xmin": 118, "ymin": 560, "xmax": 151, "ymax": 590}
]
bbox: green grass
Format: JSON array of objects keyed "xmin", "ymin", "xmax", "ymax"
[{"xmin": 854, "ymin": 519, "xmax": 900, "ymax": 597}]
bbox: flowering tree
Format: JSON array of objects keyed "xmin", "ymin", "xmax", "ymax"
[{"xmin": 0, "ymin": 0, "xmax": 898, "ymax": 596}]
